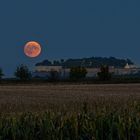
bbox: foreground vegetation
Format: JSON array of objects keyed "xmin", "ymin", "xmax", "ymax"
[
  {"xmin": 0, "ymin": 100, "xmax": 140, "ymax": 140},
  {"xmin": 0, "ymin": 84, "xmax": 139, "ymax": 139}
]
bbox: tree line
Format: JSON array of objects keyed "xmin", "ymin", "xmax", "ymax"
[
  {"xmin": 0, "ymin": 65, "xmax": 31, "ymax": 81},
  {"xmin": 0, "ymin": 65, "xmax": 112, "ymax": 81}
]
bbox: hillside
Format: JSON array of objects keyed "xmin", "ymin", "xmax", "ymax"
[{"xmin": 35, "ymin": 57, "xmax": 134, "ymax": 68}]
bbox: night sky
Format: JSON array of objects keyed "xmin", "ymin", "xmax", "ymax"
[{"xmin": 0, "ymin": 0, "xmax": 140, "ymax": 77}]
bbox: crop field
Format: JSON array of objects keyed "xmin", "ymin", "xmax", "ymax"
[
  {"xmin": 0, "ymin": 83, "xmax": 140, "ymax": 139},
  {"xmin": 0, "ymin": 83, "xmax": 140, "ymax": 113}
]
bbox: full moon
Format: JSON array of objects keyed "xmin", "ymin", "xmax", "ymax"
[{"xmin": 24, "ymin": 41, "xmax": 42, "ymax": 58}]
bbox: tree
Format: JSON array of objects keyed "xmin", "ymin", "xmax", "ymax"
[
  {"xmin": 97, "ymin": 65, "xmax": 112, "ymax": 81},
  {"xmin": 53, "ymin": 60, "xmax": 60, "ymax": 66},
  {"xmin": 48, "ymin": 70, "xmax": 59, "ymax": 81},
  {"xmin": 70, "ymin": 67, "xmax": 87, "ymax": 80},
  {"xmin": 61, "ymin": 59, "xmax": 64, "ymax": 63},
  {"xmin": 0, "ymin": 68, "xmax": 4, "ymax": 79},
  {"xmin": 15, "ymin": 64, "xmax": 31, "ymax": 80}
]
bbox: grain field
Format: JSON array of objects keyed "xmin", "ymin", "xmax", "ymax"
[{"xmin": 0, "ymin": 83, "xmax": 139, "ymax": 113}]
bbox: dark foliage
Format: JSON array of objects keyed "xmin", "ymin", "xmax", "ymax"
[
  {"xmin": 0, "ymin": 68, "xmax": 4, "ymax": 79},
  {"xmin": 14, "ymin": 64, "xmax": 31, "ymax": 81},
  {"xmin": 48, "ymin": 70, "xmax": 60, "ymax": 81},
  {"xmin": 97, "ymin": 65, "xmax": 112, "ymax": 81},
  {"xmin": 35, "ymin": 57, "xmax": 134, "ymax": 68},
  {"xmin": 35, "ymin": 60, "xmax": 52, "ymax": 66},
  {"xmin": 70, "ymin": 67, "xmax": 87, "ymax": 80}
]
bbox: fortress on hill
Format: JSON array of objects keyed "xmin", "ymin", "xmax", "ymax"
[{"xmin": 32, "ymin": 57, "xmax": 140, "ymax": 79}]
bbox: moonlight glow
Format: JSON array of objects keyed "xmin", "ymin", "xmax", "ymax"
[{"xmin": 24, "ymin": 41, "xmax": 41, "ymax": 58}]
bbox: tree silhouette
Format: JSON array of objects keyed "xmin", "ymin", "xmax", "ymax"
[
  {"xmin": 15, "ymin": 64, "xmax": 31, "ymax": 81},
  {"xmin": 97, "ymin": 65, "xmax": 112, "ymax": 81},
  {"xmin": 70, "ymin": 67, "xmax": 87, "ymax": 80},
  {"xmin": 48, "ymin": 70, "xmax": 59, "ymax": 81},
  {"xmin": 0, "ymin": 68, "xmax": 4, "ymax": 79}
]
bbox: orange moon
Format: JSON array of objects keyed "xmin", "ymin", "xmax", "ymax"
[{"xmin": 24, "ymin": 41, "xmax": 41, "ymax": 58}]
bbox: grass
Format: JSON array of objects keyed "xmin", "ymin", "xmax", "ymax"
[{"xmin": 0, "ymin": 84, "xmax": 139, "ymax": 139}]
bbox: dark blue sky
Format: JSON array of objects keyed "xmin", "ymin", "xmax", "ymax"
[{"xmin": 0, "ymin": 0, "xmax": 140, "ymax": 77}]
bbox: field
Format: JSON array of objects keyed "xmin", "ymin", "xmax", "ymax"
[
  {"xmin": 0, "ymin": 84, "xmax": 140, "ymax": 139},
  {"xmin": 0, "ymin": 83, "xmax": 140, "ymax": 113}
]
